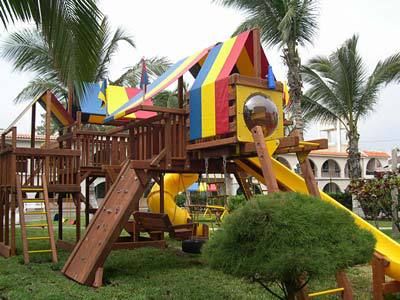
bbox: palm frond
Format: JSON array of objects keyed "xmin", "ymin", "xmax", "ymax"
[
  {"xmin": 112, "ymin": 56, "xmax": 171, "ymax": 87},
  {"xmin": 13, "ymin": 77, "xmax": 67, "ymax": 104},
  {"xmin": 96, "ymin": 17, "xmax": 135, "ymax": 81},
  {"xmin": 356, "ymin": 52, "xmax": 400, "ymax": 120}
]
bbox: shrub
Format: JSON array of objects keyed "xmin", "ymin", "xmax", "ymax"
[
  {"xmin": 175, "ymin": 193, "xmax": 186, "ymax": 207},
  {"xmin": 203, "ymin": 192, "xmax": 376, "ymax": 300},
  {"xmin": 327, "ymin": 192, "xmax": 352, "ymax": 210},
  {"xmin": 227, "ymin": 195, "xmax": 246, "ymax": 211},
  {"xmin": 349, "ymin": 175, "xmax": 400, "ymax": 224}
]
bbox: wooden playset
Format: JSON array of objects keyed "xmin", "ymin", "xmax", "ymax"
[{"xmin": 1, "ymin": 29, "xmax": 400, "ymax": 299}]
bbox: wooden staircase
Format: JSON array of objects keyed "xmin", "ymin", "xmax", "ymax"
[
  {"xmin": 62, "ymin": 161, "xmax": 149, "ymax": 287},
  {"xmin": 16, "ymin": 174, "xmax": 57, "ymax": 264}
]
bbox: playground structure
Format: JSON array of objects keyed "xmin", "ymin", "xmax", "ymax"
[{"xmin": 0, "ymin": 28, "xmax": 399, "ymax": 299}]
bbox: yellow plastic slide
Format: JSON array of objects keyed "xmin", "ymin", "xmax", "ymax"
[
  {"xmin": 147, "ymin": 174, "xmax": 198, "ymax": 225},
  {"xmin": 236, "ymin": 157, "xmax": 400, "ymax": 281}
]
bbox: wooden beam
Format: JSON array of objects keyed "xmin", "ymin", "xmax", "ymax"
[
  {"xmin": 335, "ymin": 270, "xmax": 353, "ymax": 300},
  {"xmin": 186, "ymin": 137, "xmax": 238, "ymax": 151},
  {"xmin": 178, "ymin": 76, "xmax": 184, "ymax": 109},
  {"xmin": 160, "ymin": 173, "xmax": 165, "ymax": 214},
  {"xmin": 298, "ymin": 154, "xmax": 320, "ymax": 197},
  {"xmin": 252, "ymin": 28, "xmax": 261, "ymax": 78},
  {"xmin": 372, "ymin": 252, "xmax": 387, "ymax": 300},
  {"xmin": 251, "ymin": 126, "xmax": 279, "ymax": 193},
  {"xmin": 30, "ymin": 103, "xmax": 36, "ymax": 148}
]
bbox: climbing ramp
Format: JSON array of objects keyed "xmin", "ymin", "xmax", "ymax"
[{"xmin": 61, "ymin": 161, "xmax": 149, "ymax": 286}]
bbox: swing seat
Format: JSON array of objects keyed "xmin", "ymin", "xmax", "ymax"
[{"xmin": 133, "ymin": 212, "xmax": 195, "ymax": 241}]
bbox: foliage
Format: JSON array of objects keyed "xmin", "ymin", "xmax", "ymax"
[
  {"xmin": 326, "ymin": 192, "xmax": 352, "ymax": 210},
  {"xmin": 227, "ymin": 194, "xmax": 247, "ymax": 211},
  {"xmin": 349, "ymin": 173, "xmax": 400, "ymax": 227},
  {"xmin": 215, "ymin": 0, "xmax": 320, "ymax": 136},
  {"xmin": 175, "ymin": 193, "xmax": 186, "ymax": 207},
  {"xmin": 0, "ymin": 16, "xmax": 134, "ymax": 105},
  {"xmin": 0, "ymin": 1, "xmax": 102, "ymax": 85},
  {"xmin": 203, "ymin": 192, "xmax": 375, "ymax": 300},
  {"xmin": 112, "ymin": 56, "xmax": 171, "ymax": 87},
  {"xmin": 302, "ymin": 35, "xmax": 400, "ymax": 179}
]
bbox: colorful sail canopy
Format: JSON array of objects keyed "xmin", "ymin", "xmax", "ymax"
[
  {"xmin": 103, "ymin": 29, "xmax": 272, "ymax": 142},
  {"xmin": 189, "ymin": 30, "xmax": 269, "ymax": 140},
  {"xmin": 104, "ymin": 47, "xmax": 211, "ymax": 123},
  {"xmin": 80, "ymin": 82, "xmax": 155, "ymax": 124}
]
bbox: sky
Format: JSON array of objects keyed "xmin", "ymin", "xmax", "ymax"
[{"xmin": 0, "ymin": 0, "xmax": 399, "ymax": 151}]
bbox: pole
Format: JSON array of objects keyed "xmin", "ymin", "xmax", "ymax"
[{"xmin": 391, "ymin": 148, "xmax": 399, "ymax": 238}]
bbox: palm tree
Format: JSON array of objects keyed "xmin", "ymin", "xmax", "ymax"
[
  {"xmin": 215, "ymin": 0, "xmax": 319, "ymax": 138},
  {"xmin": 0, "ymin": 17, "xmax": 135, "ymax": 104},
  {"xmin": 1, "ymin": 0, "xmax": 104, "ymax": 111},
  {"xmin": 111, "ymin": 56, "xmax": 171, "ymax": 87},
  {"xmin": 301, "ymin": 35, "xmax": 400, "ymax": 179}
]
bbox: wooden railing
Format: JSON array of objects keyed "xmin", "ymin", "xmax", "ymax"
[
  {"xmin": 129, "ymin": 113, "xmax": 187, "ymax": 163},
  {"xmin": 14, "ymin": 148, "xmax": 80, "ymax": 187},
  {"xmin": 72, "ymin": 131, "xmax": 129, "ymax": 168}
]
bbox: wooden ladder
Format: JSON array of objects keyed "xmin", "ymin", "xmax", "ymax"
[{"xmin": 16, "ymin": 174, "xmax": 57, "ymax": 264}]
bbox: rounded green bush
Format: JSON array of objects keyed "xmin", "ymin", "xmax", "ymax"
[{"xmin": 203, "ymin": 192, "xmax": 376, "ymax": 299}]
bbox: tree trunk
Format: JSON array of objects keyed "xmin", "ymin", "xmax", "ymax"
[
  {"xmin": 283, "ymin": 43, "xmax": 304, "ymax": 140},
  {"xmin": 347, "ymin": 131, "xmax": 362, "ymax": 180},
  {"xmin": 284, "ymin": 281, "xmax": 297, "ymax": 300}
]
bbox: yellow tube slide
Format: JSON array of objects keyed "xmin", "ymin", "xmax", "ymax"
[
  {"xmin": 236, "ymin": 157, "xmax": 400, "ymax": 281},
  {"xmin": 147, "ymin": 174, "xmax": 198, "ymax": 225}
]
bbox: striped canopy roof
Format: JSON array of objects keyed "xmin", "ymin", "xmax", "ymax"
[
  {"xmin": 80, "ymin": 82, "xmax": 155, "ymax": 124},
  {"xmin": 104, "ymin": 29, "xmax": 271, "ymax": 131}
]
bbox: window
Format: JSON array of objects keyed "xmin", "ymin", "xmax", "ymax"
[
  {"xmin": 321, "ymin": 159, "xmax": 341, "ymax": 178},
  {"xmin": 366, "ymin": 158, "xmax": 382, "ymax": 175}
]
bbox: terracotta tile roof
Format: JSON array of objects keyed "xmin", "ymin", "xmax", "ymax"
[
  {"xmin": 362, "ymin": 151, "xmax": 390, "ymax": 158},
  {"xmin": 0, "ymin": 130, "xmax": 57, "ymax": 141},
  {"xmin": 310, "ymin": 149, "xmax": 390, "ymax": 159},
  {"xmin": 310, "ymin": 150, "xmax": 350, "ymax": 157}
]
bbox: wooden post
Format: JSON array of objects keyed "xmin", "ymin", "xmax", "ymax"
[
  {"xmin": 45, "ymin": 91, "xmax": 51, "ymax": 180},
  {"xmin": 85, "ymin": 178, "xmax": 90, "ymax": 227},
  {"xmin": 30, "ymin": 103, "xmax": 36, "ymax": 148},
  {"xmin": 67, "ymin": 84, "xmax": 73, "ymax": 116},
  {"xmin": 75, "ymin": 192, "xmax": 81, "ymax": 242},
  {"xmin": 297, "ymin": 153, "xmax": 320, "ymax": 197},
  {"xmin": 160, "ymin": 173, "xmax": 165, "ymax": 214},
  {"xmin": 10, "ymin": 127, "xmax": 16, "ymax": 255},
  {"xmin": 372, "ymin": 253, "xmax": 387, "ymax": 300},
  {"xmin": 391, "ymin": 148, "xmax": 399, "ymax": 238},
  {"xmin": 336, "ymin": 270, "xmax": 353, "ymax": 300},
  {"xmin": 251, "ymin": 126, "xmax": 279, "ymax": 193},
  {"xmin": 58, "ymin": 193, "xmax": 63, "ymax": 240},
  {"xmin": 178, "ymin": 76, "xmax": 184, "ymax": 109},
  {"xmin": 252, "ymin": 28, "xmax": 261, "ymax": 78}
]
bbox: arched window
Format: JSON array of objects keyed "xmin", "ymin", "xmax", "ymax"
[
  {"xmin": 321, "ymin": 159, "xmax": 341, "ymax": 178},
  {"xmin": 344, "ymin": 162, "xmax": 350, "ymax": 178},
  {"xmin": 294, "ymin": 160, "xmax": 317, "ymax": 176},
  {"xmin": 276, "ymin": 157, "xmax": 291, "ymax": 169},
  {"xmin": 366, "ymin": 158, "xmax": 382, "ymax": 175},
  {"xmin": 309, "ymin": 159, "xmax": 317, "ymax": 176},
  {"xmin": 323, "ymin": 182, "xmax": 341, "ymax": 193}
]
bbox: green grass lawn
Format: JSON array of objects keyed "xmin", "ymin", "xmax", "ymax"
[{"xmin": 0, "ymin": 224, "xmax": 380, "ymax": 300}]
